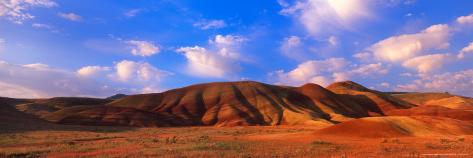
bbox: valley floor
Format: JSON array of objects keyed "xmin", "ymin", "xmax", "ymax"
[{"xmin": 1, "ymin": 125, "xmax": 472, "ymax": 158}]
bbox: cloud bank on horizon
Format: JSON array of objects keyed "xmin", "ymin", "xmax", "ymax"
[{"xmin": 0, "ymin": 0, "xmax": 473, "ymax": 98}]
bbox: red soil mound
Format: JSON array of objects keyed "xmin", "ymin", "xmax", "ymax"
[
  {"xmin": 387, "ymin": 105, "xmax": 473, "ymax": 121},
  {"xmin": 42, "ymin": 80, "xmax": 412, "ymax": 127},
  {"xmin": 315, "ymin": 116, "xmax": 473, "ymax": 138},
  {"xmin": 393, "ymin": 92, "xmax": 473, "ymax": 109},
  {"xmin": 8, "ymin": 80, "xmax": 470, "ymax": 129},
  {"xmin": 296, "ymin": 83, "xmax": 368, "ymax": 121},
  {"xmin": 108, "ymin": 81, "xmax": 349, "ymax": 126},
  {"xmin": 327, "ymin": 81, "xmax": 415, "ymax": 115},
  {"xmin": 44, "ymin": 106, "xmax": 192, "ymax": 127}
]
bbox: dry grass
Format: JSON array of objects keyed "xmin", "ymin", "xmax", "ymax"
[{"xmin": 1, "ymin": 126, "xmax": 473, "ymax": 158}]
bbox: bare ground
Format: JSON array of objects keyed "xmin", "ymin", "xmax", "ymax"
[{"xmin": 1, "ymin": 125, "xmax": 472, "ymax": 158}]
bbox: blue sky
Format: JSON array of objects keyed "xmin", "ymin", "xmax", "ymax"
[{"xmin": 1, "ymin": 0, "xmax": 473, "ymax": 98}]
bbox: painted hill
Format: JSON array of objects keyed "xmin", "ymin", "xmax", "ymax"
[
  {"xmin": 106, "ymin": 81, "xmax": 365, "ymax": 126},
  {"xmin": 393, "ymin": 92, "xmax": 473, "ymax": 110},
  {"xmin": 327, "ymin": 81, "xmax": 415, "ymax": 116},
  {"xmin": 315, "ymin": 116, "xmax": 473, "ymax": 138},
  {"xmin": 4, "ymin": 80, "xmax": 473, "ymax": 130},
  {"xmin": 14, "ymin": 81, "xmax": 414, "ymax": 127}
]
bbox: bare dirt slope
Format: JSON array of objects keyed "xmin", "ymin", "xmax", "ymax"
[
  {"xmin": 106, "ymin": 81, "xmax": 367, "ymax": 126},
  {"xmin": 315, "ymin": 116, "xmax": 473, "ymax": 138},
  {"xmin": 393, "ymin": 92, "xmax": 473, "ymax": 109},
  {"xmin": 5, "ymin": 81, "xmax": 473, "ymax": 130},
  {"xmin": 327, "ymin": 81, "xmax": 415, "ymax": 116}
]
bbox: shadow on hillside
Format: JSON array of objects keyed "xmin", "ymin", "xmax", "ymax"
[
  {"xmin": 0, "ymin": 104, "xmax": 137, "ymax": 134},
  {"xmin": 338, "ymin": 94, "xmax": 385, "ymax": 116}
]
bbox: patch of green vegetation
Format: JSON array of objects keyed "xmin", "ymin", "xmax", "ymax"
[
  {"xmin": 2, "ymin": 150, "xmax": 49, "ymax": 158},
  {"xmin": 193, "ymin": 141, "xmax": 247, "ymax": 151},
  {"xmin": 424, "ymin": 143, "xmax": 455, "ymax": 150},
  {"xmin": 310, "ymin": 139, "xmax": 343, "ymax": 152},
  {"xmin": 165, "ymin": 136, "xmax": 178, "ymax": 144},
  {"xmin": 311, "ymin": 140, "xmax": 333, "ymax": 145}
]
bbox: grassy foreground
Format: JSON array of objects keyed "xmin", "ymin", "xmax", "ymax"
[{"xmin": 1, "ymin": 125, "xmax": 472, "ymax": 158}]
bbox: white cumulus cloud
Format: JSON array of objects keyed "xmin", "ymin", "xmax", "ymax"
[
  {"xmin": 114, "ymin": 60, "xmax": 170, "ymax": 82},
  {"xmin": 0, "ymin": 60, "xmax": 172, "ymax": 98},
  {"xmin": 0, "ymin": 0, "xmax": 57, "ymax": 24},
  {"xmin": 126, "ymin": 40, "xmax": 160, "ymax": 57},
  {"xmin": 402, "ymin": 53, "xmax": 453, "ymax": 73},
  {"xmin": 271, "ymin": 58, "xmax": 349, "ymax": 86},
  {"xmin": 77, "ymin": 66, "xmax": 111, "ymax": 78},
  {"xmin": 272, "ymin": 58, "xmax": 389, "ymax": 87},
  {"xmin": 363, "ymin": 24, "xmax": 450, "ymax": 63},
  {"xmin": 458, "ymin": 42, "xmax": 473, "ymax": 59},
  {"xmin": 280, "ymin": 35, "xmax": 306, "ymax": 60},
  {"xmin": 0, "ymin": 61, "xmax": 116, "ymax": 98},
  {"xmin": 177, "ymin": 35, "xmax": 245, "ymax": 78},
  {"xmin": 397, "ymin": 69, "xmax": 473, "ymax": 97},
  {"xmin": 333, "ymin": 63, "xmax": 389, "ymax": 81},
  {"xmin": 279, "ymin": 0, "xmax": 373, "ymax": 36},
  {"xmin": 457, "ymin": 13, "xmax": 473, "ymax": 25}
]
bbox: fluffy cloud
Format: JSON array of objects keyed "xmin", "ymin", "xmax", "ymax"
[
  {"xmin": 458, "ymin": 42, "xmax": 473, "ymax": 59},
  {"xmin": 280, "ymin": 36, "xmax": 305, "ymax": 60},
  {"xmin": 193, "ymin": 19, "xmax": 226, "ymax": 30},
  {"xmin": 126, "ymin": 40, "xmax": 160, "ymax": 57},
  {"xmin": 279, "ymin": 0, "xmax": 373, "ymax": 36},
  {"xmin": 114, "ymin": 60, "xmax": 169, "ymax": 82},
  {"xmin": 0, "ymin": 0, "xmax": 57, "ymax": 24},
  {"xmin": 77, "ymin": 66, "xmax": 111, "ymax": 78},
  {"xmin": 211, "ymin": 35, "xmax": 246, "ymax": 46},
  {"xmin": 177, "ymin": 46, "xmax": 235, "ymax": 78},
  {"xmin": 363, "ymin": 24, "xmax": 450, "ymax": 62},
  {"xmin": 58, "ymin": 12, "xmax": 82, "ymax": 21},
  {"xmin": 457, "ymin": 13, "xmax": 473, "ymax": 25},
  {"xmin": 333, "ymin": 63, "xmax": 389, "ymax": 81},
  {"xmin": 272, "ymin": 58, "xmax": 389, "ymax": 86},
  {"xmin": 0, "ymin": 61, "xmax": 116, "ymax": 98},
  {"xmin": 0, "ymin": 60, "xmax": 171, "ymax": 98},
  {"xmin": 396, "ymin": 69, "xmax": 473, "ymax": 97},
  {"xmin": 177, "ymin": 35, "xmax": 245, "ymax": 78},
  {"xmin": 402, "ymin": 53, "xmax": 453, "ymax": 73},
  {"xmin": 271, "ymin": 58, "xmax": 349, "ymax": 86}
]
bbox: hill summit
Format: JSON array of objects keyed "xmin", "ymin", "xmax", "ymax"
[{"xmin": 6, "ymin": 80, "xmax": 427, "ymax": 127}]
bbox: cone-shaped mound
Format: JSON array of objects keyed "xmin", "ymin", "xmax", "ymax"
[
  {"xmin": 327, "ymin": 81, "xmax": 415, "ymax": 115},
  {"xmin": 326, "ymin": 81, "xmax": 372, "ymax": 92},
  {"xmin": 296, "ymin": 83, "xmax": 368, "ymax": 121}
]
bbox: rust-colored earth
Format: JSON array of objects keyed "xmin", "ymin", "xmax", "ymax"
[{"xmin": 1, "ymin": 81, "xmax": 473, "ymax": 157}]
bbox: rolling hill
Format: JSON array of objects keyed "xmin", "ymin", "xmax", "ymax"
[{"xmin": 1, "ymin": 80, "xmax": 472, "ymax": 133}]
